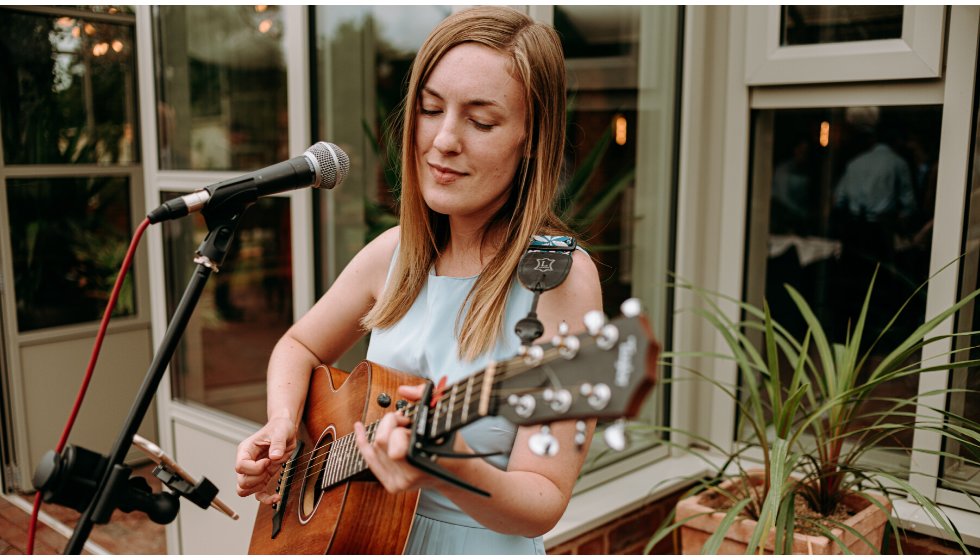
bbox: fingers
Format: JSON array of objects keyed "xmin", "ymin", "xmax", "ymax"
[
  {"xmin": 355, "ymin": 413, "xmax": 421, "ymax": 493},
  {"xmin": 397, "ymin": 383, "xmax": 426, "ymax": 401},
  {"xmin": 267, "ymin": 419, "xmax": 294, "ymax": 462}
]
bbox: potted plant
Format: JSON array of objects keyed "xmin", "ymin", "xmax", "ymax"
[{"xmin": 644, "ymin": 267, "xmax": 980, "ymax": 554}]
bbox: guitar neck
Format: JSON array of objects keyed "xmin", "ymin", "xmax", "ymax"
[{"xmin": 319, "ymin": 365, "xmax": 502, "ymax": 489}]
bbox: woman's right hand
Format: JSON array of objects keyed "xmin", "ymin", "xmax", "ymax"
[{"xmin": 235, "ymin": 416, "xmax": 297, "ymax": 504}]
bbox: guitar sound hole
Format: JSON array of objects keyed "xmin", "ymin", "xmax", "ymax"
[{"xmin": 298, "ymin": 427, "xmax": 334, "ymax": 524}]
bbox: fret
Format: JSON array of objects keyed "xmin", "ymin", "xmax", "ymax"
[
  {"xmin": 463, "ymin": 375, "xmax": 474, "ymax": 423},
  {"xmin": 479, "ymin": 360, "xmax": 497, "ymax": 416},
  {"xmin": 322, "ymin": 440, "xmax": 336, "ymax": 489},
  {"xmin": 430, "ymin": 396, "xmax": 441, "ymax": 439},
  {"xmin": 446, "ymin": 383, "xmax": 458, "ymax": 432}
]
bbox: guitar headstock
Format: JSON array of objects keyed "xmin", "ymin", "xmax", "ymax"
[{"xmin": 491, "ymin": 298, "xmax": 661, "ymax": 428}]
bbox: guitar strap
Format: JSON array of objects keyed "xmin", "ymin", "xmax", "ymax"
[{"xmin": 514, "ymin": 235, "xmax": 577, "ymax": 344}]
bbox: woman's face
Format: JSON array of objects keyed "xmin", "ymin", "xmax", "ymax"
[{"xmin": 415, "ymin": 43, "xmax": 527, "ymax": 225}]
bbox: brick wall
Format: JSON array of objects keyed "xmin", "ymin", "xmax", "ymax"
[
  {"xmin": 547, "ymin": 487, "xmax": 978, "ymax": 555},
  {"xmin": 546, "ymin": 488, "xmax": 689, "ymax": 555}
]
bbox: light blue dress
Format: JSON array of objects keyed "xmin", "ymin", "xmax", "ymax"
[{"xmin": 365, "ymin": 253, "xmax": 545, "ymax": 554}]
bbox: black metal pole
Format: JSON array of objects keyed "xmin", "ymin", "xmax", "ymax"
[
  {"xmin": 64, "ymin": 262, "xmax": 213, "ymax": 554},
  {"xmin": 60, "ymin": 199, "xmax": 247, "ymax": 554}
]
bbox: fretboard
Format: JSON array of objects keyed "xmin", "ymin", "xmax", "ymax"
[{"xmin": 318, "ymin": 364, "xmax": 502, "ymax": 490}]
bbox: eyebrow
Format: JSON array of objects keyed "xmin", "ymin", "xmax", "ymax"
[{"xmin": 421, "ymin": 86, "xmax": 502, "ymax": 109}]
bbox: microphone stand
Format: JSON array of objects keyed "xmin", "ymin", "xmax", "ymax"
[{"xmin": 60, "ymin": 201, "xmax": 248, "ymax": 554}]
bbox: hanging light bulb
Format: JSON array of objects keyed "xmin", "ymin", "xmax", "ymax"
[
  {"xmin": 614, "ymin": 114, "xmax": 627, "ymax": 146},
  {"xmin": 819, "ymin": 121, "xmax": 831, "ymax": 147}
]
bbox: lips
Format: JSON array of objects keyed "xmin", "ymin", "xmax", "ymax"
[{"xmin": 428, "ymin": 162, "xmax": 467, "ymax": 184}]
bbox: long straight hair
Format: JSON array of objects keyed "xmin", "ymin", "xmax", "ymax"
[{"xmin": 362, "ymin": 6, "xmax": 570, "ymax": 360}]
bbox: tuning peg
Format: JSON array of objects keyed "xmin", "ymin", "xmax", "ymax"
[
  {"xmin": 603, "ymin": 419, "xmax": 629, "ymax": 452},
  {"xmin": 620, "ymin": 298, "xmax": 642, "ymax": 318},
  {"xmin": 582, "ymin": 382, "xmax": 612, "ymax": 410},
  {"xmin": 521, "ymin": 344, "xmax": 544, "ymax": 366},
  {"xmin": 575, "ymin": 420, "xmax": 588, "ymax": 449},
  {"xmin": 596, "ymin": 323, "xmax": 619, "ymax": 350},
  {"xmin": 583, "ymin": 310, "xmax": 606, "ymax": 336},
  {"xmin": 529, "ymin": 425, "xmax": 559, "ymax": 457},
  {"xmin": 553, "ymin": 323, "xmax": 581, "ymax": 359},
  {"xmin": 507, "ymin": 393, "xmax": 536, "ymax": 419},
  {"xmin": 542, "ymin": 387, "xmax": 572, "ymax": 413}
]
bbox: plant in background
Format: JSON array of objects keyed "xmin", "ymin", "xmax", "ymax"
[{"xmin": 643, "ymin": 265, "xmax": 980, "ymax": 554}]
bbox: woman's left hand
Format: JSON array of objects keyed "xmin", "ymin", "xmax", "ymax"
[{"xmin": 354, "ymin": 384, "xmax": 432, "ymax": 494}]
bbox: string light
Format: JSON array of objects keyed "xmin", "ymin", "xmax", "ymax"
[
  {"xmin": 819, "ymin": 121, "xmax": 830, "ymax": 147},
  {"xmin": 255, "ymin": 5, "xmax": 268, "ymax": 12},
  {"xmin": 258, "ymin": 19, "xmax": 273, "ymax": 33},
  {"xmin": 112, "ymin": 40, "xmax": 123, "ymax": 53}
]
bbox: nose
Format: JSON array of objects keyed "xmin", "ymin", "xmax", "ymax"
[{"xmin": 432, "ymin": 114, "xmax": 462, "ymax": 155}]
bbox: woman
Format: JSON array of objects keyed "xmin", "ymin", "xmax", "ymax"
[{"xmin": 235, "ymin": 6, "xmax": 602, "ymax": 554}]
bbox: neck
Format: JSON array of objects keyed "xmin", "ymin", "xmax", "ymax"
[{"xmin": 438, "ymin": 218, "xmax": 503, "ymax": 277}]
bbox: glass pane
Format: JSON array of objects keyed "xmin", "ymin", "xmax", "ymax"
[
  {"xmin": 781, "ymin": 6, "xmax": 904, "ymax": 46},
  {"xmin": 746, "ymin": 106, "xmax": 942, "ymax": 467},
  {"xmin": 945, "ymin": 101, "xmax": 980, "ymax": 496},
  {"xmin": 7, "ymin": 176, "xmax": 135, "ymax": 331},
  {"xmin": 163, "ymin": 194, "xmax": 292, "ymax": 423},
  {"xmin": 154, "ymin": 5, "xmax": 287, "ymax": 171},
  {"xmin": 556, "ymin": 5, "xmax": 677, "ymax": 469},
  {"xmin": 555, "ymin": 4, "xmax": 641, "ymax": 317},
  {"xmin": 0, "ymin": 11, "xmax": 138, "ymax": 165}
]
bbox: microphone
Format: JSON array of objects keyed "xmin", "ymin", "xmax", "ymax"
[{"xmin": 147, "ymin": 141, "xmax": 350, "ymax": 224}]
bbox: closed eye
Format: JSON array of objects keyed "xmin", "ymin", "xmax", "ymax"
[{"xmin": 471, "ymin": 119, "xmax": 495, "ymax": 132}]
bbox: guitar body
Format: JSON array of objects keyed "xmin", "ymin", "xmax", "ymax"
[{"xmin": 248, "ymin": 361, "xmax": 420, "ymax": 554}]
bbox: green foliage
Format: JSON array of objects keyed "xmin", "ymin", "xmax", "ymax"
[{"xmin": 649, "ymin": 264, "xmax": 980, "ymax": 554}]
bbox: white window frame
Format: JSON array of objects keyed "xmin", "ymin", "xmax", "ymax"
[
  {"xmin": 733, "ymin": 4, "xmax": 980, "ymax": 545},
  {"xmin": 745, "ymin": 5, "xmax": 946, "ymax": 86}
]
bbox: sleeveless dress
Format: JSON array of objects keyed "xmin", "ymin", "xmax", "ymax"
[{"xmin": 365, "ymin": 254, "xmax": 545, "ymax": 555}]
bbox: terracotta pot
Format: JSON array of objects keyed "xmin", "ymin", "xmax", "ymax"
[{"xmin": 676, "ymin": 475, "xmax": 892, "ymax": 554}]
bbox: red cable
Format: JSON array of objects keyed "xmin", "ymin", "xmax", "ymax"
[{"xmin": 26, "ymin": 217, "xmax": 151, "ymax": 554}]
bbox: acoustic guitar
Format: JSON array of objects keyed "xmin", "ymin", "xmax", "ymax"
[{"xmin": 248, "ymin": 300, "xmax": 660, "ymax": 554}]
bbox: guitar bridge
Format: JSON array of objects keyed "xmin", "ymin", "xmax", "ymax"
[{"xmin": 270, "ymin": 441, "xmax": 304, "ymax": 539}]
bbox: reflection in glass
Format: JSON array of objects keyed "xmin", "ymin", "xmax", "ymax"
[
  {"xmin": 747, "ymin": 106, "xmax": 942, "ymax": 459},
  {"xmin": 7, "ymin": 177, "xmax": 135, "ymax": 331},
  {"xmin": 0, "ymin": 10, "xmax": 137, "ymax": 165},
  {"xmin": 163, "ymin": 195, "xmax": 292, "ymax": 423},
  {"xmin": 153, "ymin": 5, "xmax": 287, "ymax": 171},
  {"xmin": 555, "ymin": 5, "xmax": 641, "ymax": 316},
  {"xmin": 781, "ymin": 6, "xmax": 903, "ymax": 46}
]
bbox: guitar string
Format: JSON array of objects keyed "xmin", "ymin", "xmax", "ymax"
[
  {"xmin": 273, "ymin": 340, "xmax": 604, "ymax": 495},
  {"xmin": 275, "ymin": 343, "xmax": 572, "ymax": 470}
]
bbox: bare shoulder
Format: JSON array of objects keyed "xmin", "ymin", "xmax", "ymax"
[
  {"xmin": 341, "ymin": 226, "xmax": 401, "ymax": 299},
  {"xmin": 536, "ymin": 248, "xmax": 602, "ymax": 338}
]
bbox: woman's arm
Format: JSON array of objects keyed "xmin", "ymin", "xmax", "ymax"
[{"xmin": 235, "ymin": 227, "xmax": 401, "ymax": 502}]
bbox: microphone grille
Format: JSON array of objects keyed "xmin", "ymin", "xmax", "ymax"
[{"xmin": 306, "ymin": 141, "xmax": 351, "ymax": 189}]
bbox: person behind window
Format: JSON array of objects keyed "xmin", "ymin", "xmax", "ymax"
[
  {"xmin": 832, "ymin": 106, "xmax": 916, "ymax": 347},
  {"xmin": 235, "ymin": 6, "xmax": 602, "ymax": 554}
]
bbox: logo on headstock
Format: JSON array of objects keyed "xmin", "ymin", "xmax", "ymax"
[
  {"xmin": 534, "ymin": 257, "xmax": 556, "ymax": 273},
  {"xmin": 615, "ymin": 335, "xmax": 637, "ymax": 387}
]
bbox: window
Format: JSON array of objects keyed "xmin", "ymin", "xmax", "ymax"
[
  {"xmin": 154, "ymin": 5, "xmax": 288, "ymax": 171},
  {"xmin": 744, "ymin": 105, "xmax": 943, "ymax": 468},
  {"xmin": 7, "ymin": 176, "xmax": 135, "ymax": 331},
  {"xmin": 0, "ymin": 10, "xmax": 138, "ymax": 165},
  {"xmin": 162, "ymin": 195, "xmax": 292, "ymax": 422},
  {"xmin": 0, "ymin": 7, "xmax": 141, "ymax": 333},
  {"xmin": 780, "ymin": 6, "xmax": 903, "ymax": 46},
  {"xmin": 153, "ymin": 5, "xmax": 294, "ymax": 421},
  {"xmin": 745, "ymin": 6, "xmax": 945, "ymax": 85}
]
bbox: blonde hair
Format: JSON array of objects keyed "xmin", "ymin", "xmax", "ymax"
[{"xmin": 362, "ymin": 6, "xmax": 570, "ymax": 360}]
